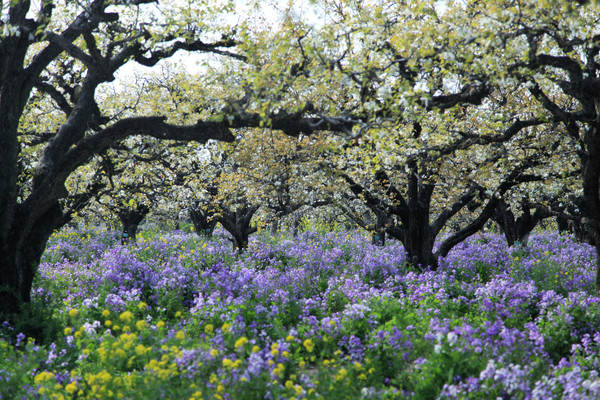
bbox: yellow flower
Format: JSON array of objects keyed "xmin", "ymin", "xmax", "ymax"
[
  {"xmin": 252, "ymin": 345, "xmax": 260, "ymax": 353},
  {"xmin": 273, "ymin": 363, "xmax": 285, "ymax": 377},
  {"xmin": 135, "ymin": 344, "xmax": 149, "ymax": 356},
  {"xmin": 285, "ymin": 380, "xmax": 294, "ymax": 389},
  {"xmin": 303, "ymin": 339, "xmax": 315, "ymax": 353},
  {"xmin": 175, "ymin": 311, "xmax": 182, "ymax": 318},
  {"xmin": 221, "ymin": 323, "xmax": 231, "ymax": 333},
  {"xmin": 189, "ymin": 391, "xmax": 203, "ymax": 400},
  {"xmin": 105, "ymin": 320, "xmax": 112, "ymax": 327},
  {"xmin": 286, "ymin": 335, "xmax": 295, "ymax": 342},
  {"xmin": 98, "ymin": 347, "xmax": 108, "ymax": 362},
  {"xmin": 138, "ymin": 302, "xmax": 147, "ymax": 310},
  {"xmin": 335, "ymin": 368, "xmax": 348, "ymax": 381},
  {"xmin": 204, "ymin": 324, "xmax": 214, "ymax": 334},
  {"xmin": 136, "ymin": 320, "xmax": 147, "ymax": 331},
  {"xmin": 101, "ymin": 309, "xmax": 110, "ymax": 318},
  {"xmin": 119, "ymin": 311, "xmax": 133, "ymax": 322},
  {"xmin": 209, "ymin": 349, "xmax": 219, "ymax": 358},
  {"xmin": 69, "ymin": 309, "xmax": 79, "ymax": 318},
  {"xmin": 65, "ymin": 381, "xmax": 78, "ymax": 394},
  {"xmin": 234, "ymin": 337, "xmax": 248, "ymax": 348},
  {"xmin": 64, "ymin": 327, "xmax": 72, "ymax": 335},
  {"xmin": 156, "ymin": 321, "xmax": 165, "ymax": 329},
  {"xmin": 34, "ymin": 371, "xmax": 55, "ymax": 385},
  {"xmin": 176, "ymin": 330, "xmax": 186, "ymax": 340},
  {"xmin": 271, "ymin": 343, "xmax": 279, "ymax": 356}
]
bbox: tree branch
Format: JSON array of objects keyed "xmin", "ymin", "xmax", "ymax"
[{"xmin": 61, "ymin": 116, "xmax": 237, "ymax": 173}]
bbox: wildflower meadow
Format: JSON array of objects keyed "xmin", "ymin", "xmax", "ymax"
[{"xmin": 2, "ymin": 227, "xmax": 600, "ymax": 399}]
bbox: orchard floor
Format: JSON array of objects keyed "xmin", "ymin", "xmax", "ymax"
[{"xmin": 1, "ymin": 228, "xmax": 600, "ymax": 399}]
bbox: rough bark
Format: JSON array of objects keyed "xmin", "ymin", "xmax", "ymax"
[
  {"xmin": 189, "ymin": 206, "xmax": 218, "ymax": 238},
  {"xmin": 118, "ymin": 205, "xmax": 150, "ymax": 243},
  {"xmin": 492, "ymin": 198, "xmax": 550, "ymax": 247},
  {"xmin": 217, "ymin": 205, "xmax": 260, "ymax": 252},
  {"xmin": 0, "ymin": 202, "xmax": 64, "ymax": 317},
  {"xmin": 580, "ymin": 126, "xmax": 600, "ymax": 292}
]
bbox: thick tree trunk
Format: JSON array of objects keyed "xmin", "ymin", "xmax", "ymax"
[
  {"xmin": 492, "ymin": 199, "xmax": 545, "ymax": 247},
  {"xmin": 218, "ymin": 205, "xmax": 259, "ymax": 252},
  {"xmin": 371, "ymin": 211, "xmax": 388, "ymax": 246},
  {"xmin": 0, "ymin": 241, "xmax": 46, "ymax": 315},
  {"xmin": 404, "ymin": 236, "xmax": 438, "ymax": 269},
  {"xmin": 231, "ymin": 232, "xmax": 251, "ymax": 251},
  {"xmin": 404, "ymin": 165, "xmax": 437, "ymax": 269},
  {"xmin": 371, "ymin": 230, "xmax": 386, "ymax": 246},
  {"xmin": 387, "ymin": 222, "xmax": 437, "ymax": 268},
  {"xmin": 580, "ymin": 129, "xmax": 600, "ymax": 292},
  {"xmin": 557, "ymin": 214, "xmax": 571, "ymax": 234},
  {"xmin": 291, "ymin": 213, "xmax": 302, "ymax": 237},
  {"xmin": 189, "ymin": 206, "xmax": 217, "ymax": 237},
  {"xmin": 118, "ymin": 205, "xmax": 149, "ymax": 243},
  {"xmin": 0, "ymin": 202, "xmax": 64, "ymax": 317},
  {"xmin": 493, "ymin": 200, "xmax": 519, "ymax": 246},
  {"xmin": 384, "ymin": 170, "xmax": 438, "ymax": 269}
]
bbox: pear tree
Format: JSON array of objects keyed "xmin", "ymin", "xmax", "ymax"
[{"xmin": 0, "ymin": 0, "xmax": 356, "ymax": 316}]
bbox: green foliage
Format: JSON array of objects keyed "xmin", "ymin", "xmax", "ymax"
[
  {"xmin": 1, "ymin": 300, "xmax": 63, "ymax": 347},
  {"xmin": 539, "ymin": 302, "xmax": 600, "ymax": 364},
  {"xmin": 0, "ymin": 336, "xmax": 50, "ymax": 399},
  {"xmin": 404, "ymin": 348, "xmax": 488, "ymax": 400}
]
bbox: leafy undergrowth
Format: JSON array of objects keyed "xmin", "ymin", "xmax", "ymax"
[{"xmin": 1, "ymin": 228, "xmax": 599, "ymax": 399}]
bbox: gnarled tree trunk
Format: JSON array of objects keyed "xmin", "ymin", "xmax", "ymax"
[
  {"xmin": 118, "ymin": 205, "xmax": 150, "ymax": 243},
  {"xmin": 189, "ymin": 205, "xmax": 218, "ymax": 238},
  {"xmin": 218, "ymin": 205, "xmax": 259, "ymax": 252},
  {"xmin": 580, "ymin": 128, "xmax": 600, "ymax": 292},
  {"xmin": 0, "ymin": 202, "xmax": 64, "ymax": 317},
  {"xmin": 492, "ymin": 198, "xmax": 550, "ymax": 247}
]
